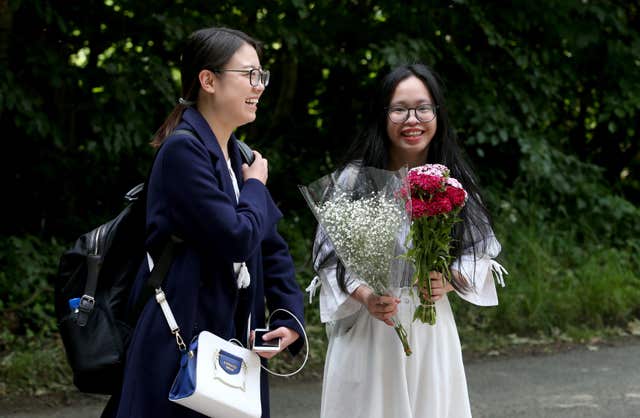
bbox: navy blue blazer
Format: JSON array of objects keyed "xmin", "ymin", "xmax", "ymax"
[{"xmin": 105, "ymin": 108, "xmax": 305, "ymax": 418}]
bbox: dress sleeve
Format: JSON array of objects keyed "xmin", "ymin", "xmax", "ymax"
[
  {"xmin": 309, "ymin": 226, "xmax": 364, "ymax": 323},
  {"xmin": 451, "ymin": 233, "xmax": 507, "ymax": 306}
]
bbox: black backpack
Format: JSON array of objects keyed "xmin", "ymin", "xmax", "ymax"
[{"xmin": 54, "ymin": 130, "xmax": 254, "ymax": 394}]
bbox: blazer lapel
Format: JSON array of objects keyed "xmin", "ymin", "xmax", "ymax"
[{"xmin": 182, "ymin": 108, "xmax": 238, "ymax": 205}]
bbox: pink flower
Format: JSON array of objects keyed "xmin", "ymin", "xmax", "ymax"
[
  {"xmin": 445, "ymin": 177, "xmax": 463, "ymax": 189},
  {"xmin": 425, "ymin": 195, "xmax": 453, "ymax": 216},
  {"xmin": 446, "ymin": 186, "xmax": 466, "ymax": 208},
  {"xmin": 396, "ymin": 187, "xmax": 409, "ymax": 200},
  {"xmin": 408, "ymin": 171, "xmax": 444, "ymax": 195},
  {"xmin": 410, "ymin": 164, "xmax": 449, "ymax": 177},
  {"xmin": 407, "ymin": 198, "xmax": 429, "ymax": 219},
  {"xmin": 404, "ymin": 163, "xmax": 467, "ymax": 218}
]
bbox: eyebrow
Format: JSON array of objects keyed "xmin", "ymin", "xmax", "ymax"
[
  {"xmin": 389, "ymin": 101, "xmax": 433, "ymax": 106},
  {"xmin": 236, "ymin": 64, "xmax": 262, "ymax": 69}
]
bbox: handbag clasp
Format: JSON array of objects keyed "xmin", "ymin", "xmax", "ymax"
[{"xmin": 213, "ymin": 350, "xmax": 247, "ymax": 391}]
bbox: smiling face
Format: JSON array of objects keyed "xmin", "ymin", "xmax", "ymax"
[
  {"xmin": 209, "ymin": 42, "xmax": 265, "ymax": 132},
  {"xmin": 385, "ymin": 75, "xmax": 437, "ymax": 169}
]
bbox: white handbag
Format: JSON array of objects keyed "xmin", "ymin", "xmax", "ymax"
[
  {"xmin": 168, "ymin": 330, "xmax": 262, "ymax": 418},
  {"xmin": 153, "ymin": 287, "xmax": 308, "ymax": 418}
]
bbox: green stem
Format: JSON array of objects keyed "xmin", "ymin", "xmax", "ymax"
[{"xmin": 391, "ymin": 317, "xmax": 412, "ymax": 356}]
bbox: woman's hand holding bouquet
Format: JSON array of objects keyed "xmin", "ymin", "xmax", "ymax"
[{"xmin": 351, "ymin": 286, "xmax": 400, "ymax": 326}]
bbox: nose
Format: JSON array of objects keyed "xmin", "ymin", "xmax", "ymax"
[
  {"xmin": 253, "ymin": 82, "xmax": 265, "ymax": 93},
  {"xmin": 405, "ymin": 109, "xmax": 420, "ymax": 124}
]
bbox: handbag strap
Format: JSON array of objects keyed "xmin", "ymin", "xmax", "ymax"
[
  {"xmin": 155, "ymin": 288, "xmax": 187, "ymax": 351},
  {"xmin": 154, "ymin": 284, "xmax": 187, "ymax": 352},
  {"xmin": 149, "ymin": 238, "xmax": 187, "ymax": 352}
]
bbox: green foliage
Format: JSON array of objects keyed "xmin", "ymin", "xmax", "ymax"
[
  {"xmin": 451, "ymin": 203, "xmax": 640, "ymax": 337},
  {"xmin": 0, "ymin": 339, "xmax": 72, "ymax": 396},
  {"xmin": 508, "ymin": 137, "xmax": 640, "ymax": 247},
  {"xmin": 0, "ymin": 235, "xmax": 65, "ymax": 349},
  {"xmin": 2, "ymin": 0, "xmax": 639, "ymax": 240}
]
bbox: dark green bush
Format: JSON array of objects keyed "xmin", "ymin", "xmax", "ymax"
[{"xmin": 0, "ymin": 235, "xmax": 64, "ymax": 350}]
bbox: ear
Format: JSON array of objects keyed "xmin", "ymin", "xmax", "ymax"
[{"xmin": 198, "ymin": 69, "xmax": 216, "ymax": 93}]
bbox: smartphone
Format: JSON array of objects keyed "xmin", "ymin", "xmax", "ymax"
[{"xmin": 252, "ymin": 328, "xmax": 281, "ymax": 352}]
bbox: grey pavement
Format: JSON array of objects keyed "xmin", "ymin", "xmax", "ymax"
[
  {"xmin": 2, "ymin": 339, "xmax": 639, "ymax": 418},
  {"xmin": 467, "ymin": 341, "xmax": 640, "ymax": 418}
]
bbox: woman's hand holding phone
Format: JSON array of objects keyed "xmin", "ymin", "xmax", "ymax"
[{"xmin": 250, "ymin": 326, "xmax": 300, "ymax": 359}]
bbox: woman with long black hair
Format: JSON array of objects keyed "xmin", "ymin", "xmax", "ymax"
[{"xmin": 310, "ymin": 64, "xmax": 506, "ymax": 418}]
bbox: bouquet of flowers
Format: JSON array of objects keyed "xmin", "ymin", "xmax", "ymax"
[
  {"xmin": 300, "ymin": 165, "xmax": 413, "ymax": 356},
  {"xmin": 403, "ymin": 164, "xmax": 467, "ymax": 325}
]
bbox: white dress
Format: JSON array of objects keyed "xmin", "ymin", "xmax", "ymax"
[{"xmin": 307, "ymin": 223, "xmax": 506, "ymax": 418}]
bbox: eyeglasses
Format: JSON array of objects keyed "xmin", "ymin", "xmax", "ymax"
[
  {"xmin": 386, "ymin": 104, "xmax": 438, "ymax": 124},
  {"xmin": 211, "ymin": 68, "xmax": 270, "ymax": 87}
]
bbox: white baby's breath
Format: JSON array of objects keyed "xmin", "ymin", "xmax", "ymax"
[
  {"xmin": 301, "ymin": 165, "xmax": 414, "ymax": 355},
  {"xmin": 314, "ymin": 191, "xmax": 404, "ymax": 293}
]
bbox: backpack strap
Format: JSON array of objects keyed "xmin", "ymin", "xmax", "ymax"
[
  {"xmin": 129, "ymin": 236, "xmax": 180, "ymax": 322},
  {"xmin": 76, "ymin": 255, "xmax": 99, "ymax": 326},
  {"xmin": 173, "ymin": 128, "xmax": 255, "ymax": 165},
  {"xmin": 77, "ymin": 224, "xmax": 113, "ymax": 326},
  {"xmin": 146, "ymin": 237, "xmax": 181, "ymax": 289},
  {"xmin": 236, "ymin": 140, "xmax": 255, "ymax": 165}
]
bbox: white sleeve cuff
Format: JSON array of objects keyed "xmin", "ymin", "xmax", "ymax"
[
  {"xmin": 313, "ymin": 266, "xmax": 363, "ymax": 323},
  {"xmin": 452, "ymin": 256, "xmax": 507, "ymax": 307}
]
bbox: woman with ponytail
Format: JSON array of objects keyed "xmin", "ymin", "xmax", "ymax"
[{"xmin": 102, "ymin": 26, "xmax": 304, "ymax": 418}]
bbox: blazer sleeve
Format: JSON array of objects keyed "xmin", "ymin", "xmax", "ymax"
[
  {"xmin": 261, "ymin": 223, "xmax": 306, "ymax": 356},
  {"xmin": 156, "ymin": 135, "xmax": 278, "ymax": 261}
]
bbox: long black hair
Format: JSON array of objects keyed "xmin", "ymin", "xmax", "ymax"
[
  {"xmin": 150, "ymin": 27, "xmax": 261, "ymax": 147},
  {"xmin": 318, "ymin": 64, "xmax": 494, "ymax": 293}
]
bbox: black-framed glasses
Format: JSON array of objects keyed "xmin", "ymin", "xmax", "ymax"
[
  {"xmin": 386, "ymin": 104, "xmax": 439, "ymax": 124},
  {"xmin": 212, "ymin": 68, "xmax": 270, "ymax": 87}
]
